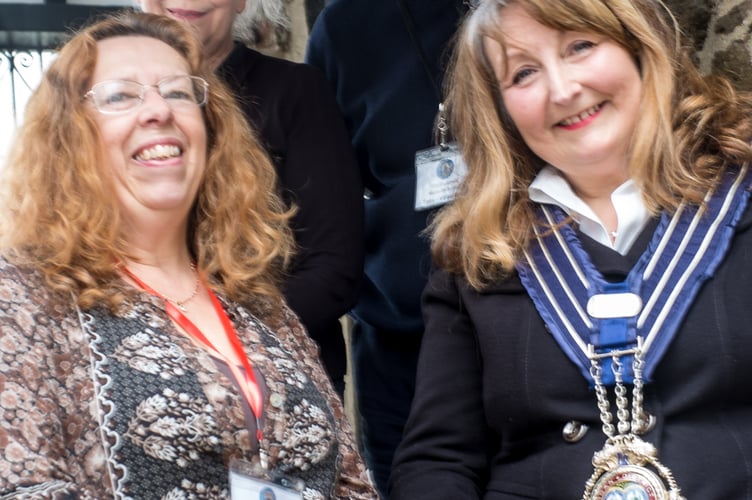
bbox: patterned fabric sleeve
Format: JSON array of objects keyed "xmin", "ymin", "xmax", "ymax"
[
  {"xmin": 259, "ymin": 301, "xmax": 379, "ymax": 499},
  {"xmin": 0, "ymin": 263, "xmax": 99, "ymax": 499}
]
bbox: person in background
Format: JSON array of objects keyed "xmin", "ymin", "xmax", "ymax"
[
  {"xmin": 390, "ymin": 0, "xmax": 752, "ymax": 498},
  {"xmin": 305, "ymin": 0, "xmax": 467, "ymax": 494},
  {"xmin": 140, "ymin": 0, "xmax": 363, "ymax": 397},
  {"xmin": 0, "ymin": 11, "xmax": 376, "ymax": 498}
]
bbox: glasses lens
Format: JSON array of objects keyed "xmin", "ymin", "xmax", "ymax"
[
  {"xmin": 86, "ymin": 76, "xmax": 209, "ymax": 114},
  {"xmin": 92, "ymin": 80, "xmax": 143, "ymax": 114},
  {"xmin": 158, "ymin": 75, "xmax": 208, "ymax": 108}
]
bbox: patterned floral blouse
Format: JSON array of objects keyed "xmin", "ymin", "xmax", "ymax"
[{"xmin": 0, "ymin": 259, "xmax": 378, "ymax": 499}]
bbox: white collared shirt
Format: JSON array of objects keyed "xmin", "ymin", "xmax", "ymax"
[{"xmin": 528, "ymin": 165, "xmax": 650, "ymax": 255}]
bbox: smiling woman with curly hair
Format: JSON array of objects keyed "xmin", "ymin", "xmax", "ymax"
[{"xmin": 0, "ymin": 11, "xmax": 376, "ymax": 499}]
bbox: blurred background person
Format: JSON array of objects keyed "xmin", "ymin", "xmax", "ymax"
[
  {"xmin": 140, "ymin": 0, "xmax": 363, "ymax": 398},
  {"xmin": 0, "ymin": 11, "xmax": 376, "ymax": 498},
  {"xmin": 306, "ymin": 0, "xmax": 468, "ymax": 494}
]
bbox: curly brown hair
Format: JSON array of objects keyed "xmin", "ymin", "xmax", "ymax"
[{"xmin": 0, "ymin": 11, "xmax": 295, "ymax": 311}]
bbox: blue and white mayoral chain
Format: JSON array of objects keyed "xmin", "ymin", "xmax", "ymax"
[{"xmin": 517, "ymin": 165, "xmax": 752, "ymax": 500}]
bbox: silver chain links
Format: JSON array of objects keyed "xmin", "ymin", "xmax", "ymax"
[
  {"xmin": 589, "ymin": 359, "xmax": 615, "ymax": 438},
  {"xmin": 589, "ymin": 347, "xmax": 648, "ymax": 438},
  {"xmin": 611, "ymin": 356, "xmax": 632, "ymax": 435},
  {"xmin": 631, "ymin": 348, "xmax": 651, "ymax": 434}
]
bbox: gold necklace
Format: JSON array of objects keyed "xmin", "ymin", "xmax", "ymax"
[{"xmin": 128, "ymin": 263, "xmax": 200, "ymax": 312}]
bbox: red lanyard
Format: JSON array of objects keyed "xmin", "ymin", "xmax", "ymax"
[{"xmin": 121, "ymin": 266, "xmax": 264, "ymax": 441}]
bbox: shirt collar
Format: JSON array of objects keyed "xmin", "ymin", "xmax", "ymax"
[{"xmin": 528, "ymin": 165, "xmax": 650, "ymax": 255}]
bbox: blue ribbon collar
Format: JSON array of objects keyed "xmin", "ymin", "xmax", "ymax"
[{"xmin": 517, "ymin": 165, "xmax": 751, "ymax": 385}]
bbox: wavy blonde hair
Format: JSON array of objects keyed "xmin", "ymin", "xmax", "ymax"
[
  {"xmin": 432, "ymin": 0, "xmax": 752, "ymax": 289},
  {"xmin": 0, "ymin": 11, "xmax": 295, "ymax": 311}
]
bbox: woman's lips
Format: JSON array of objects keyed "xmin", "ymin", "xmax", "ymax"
[{"xmin": 167, "ymin": 8, "xmax": 206, "ymax": 20}]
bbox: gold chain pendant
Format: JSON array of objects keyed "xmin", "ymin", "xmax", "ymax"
[
  {"xmin": 582, "ymin": 434, "xmax": 685, "ymax": 500},
  {"xmin": 582, "ymin": 347, "xmax": 685, "ymax": 500}
]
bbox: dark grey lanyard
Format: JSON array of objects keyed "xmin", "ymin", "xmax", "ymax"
[
  {"xmin": 397, "ymin": 0, "xmax": 466, "ymax": 148},
  {"xmin": 396, "ymin": 0, "xmax": 443, "ymax": 102}
]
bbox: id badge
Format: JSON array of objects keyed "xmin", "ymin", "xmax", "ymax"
[
  {"xmin": 414, "ymin": 142, "xmax": 467, "ymax": 211},
  {"xmin": 229, "ymin": 458, "xmax": 304, "ymax": 499}
]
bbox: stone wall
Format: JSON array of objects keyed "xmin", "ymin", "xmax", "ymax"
[
  {"xmin": 263, "ymin": 0, "xmax": 752, "ymax": 87},
  {"xmin": 664, "ymin": 0, "xmax": 752, "ymax": 90}
]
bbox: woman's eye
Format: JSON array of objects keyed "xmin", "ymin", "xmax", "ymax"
[
  {"xmin": 571, "ymin": 40, "xmax": 596, "ymax": 54},
  {"xmin": 105, "ymin": 92, "xmax": 139, "ymax": 105},
  {"xmin": 512, "ymin": 67, "xmax": 536, "ymax": 85},
  {"xmin": 163, "ymin": 90, "xmax": 193, "ymax": 102}
]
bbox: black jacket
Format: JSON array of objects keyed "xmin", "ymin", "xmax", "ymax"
[
  {"xmin": 390, "ymin": 204, "xmax": 752, "ymax": 498},
  {"xmin": 219, "ymin": 44, "xmax": 363, "ymax": 383},
  {"xmin": 306, "ymin": 0, "xmax": 466, "ymax": 335}
]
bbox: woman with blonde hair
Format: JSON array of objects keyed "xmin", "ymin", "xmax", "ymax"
[
  {"xmin": 390, "ymin": 0, "xmax": 752, "ymax": 498},
  {"xmin": 0, "ymin": 11, "xmax": 376, "ymax": 499}
]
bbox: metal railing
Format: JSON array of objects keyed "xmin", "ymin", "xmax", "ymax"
[
  {"xmin": 0, "ymin": 47, "xmax": 55, "ymax": 163},
  {"xmin": 0, "ymin": 2, "xmax": 127, "ymax": 164}
]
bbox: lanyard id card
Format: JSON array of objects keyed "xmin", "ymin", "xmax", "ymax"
[
  {"xmin": 414, "ymin": 142, "xmax": 467, "ymax": 211},
  {"xmin": 229, "ymin": 458, "xmax": 304, "ymax": 499}
]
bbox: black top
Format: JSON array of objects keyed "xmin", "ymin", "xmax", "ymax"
[
  {"xmin": 218, "ymin": 44, "xmax": 363, "ymax": 382},
  {"xmin": 306, "ymin": 0, "xmax": 466, "ymax": 335}
]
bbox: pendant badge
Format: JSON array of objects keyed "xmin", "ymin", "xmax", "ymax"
[
  {"xmin": 581, "ymin": 346, "xmax": 685, "ymax": 500},
  {"xmin": 583, "ymin": 434, "xmax": 684, "ymax": 500}
]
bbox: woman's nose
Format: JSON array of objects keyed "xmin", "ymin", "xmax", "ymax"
[
  {"xmin": 548, "ymin": 64, "xmax": 581, "ymax": 104},
  {"xmin": 138, "ymin": 87, "xmax": 174, "ymax": 123}
]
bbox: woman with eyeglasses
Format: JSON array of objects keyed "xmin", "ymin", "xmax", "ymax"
[
  {"xmin": 0, "ymin": 11, "xmax": 377, "ymax": 499},
  {"xmin": 389, "ymin": 0, "xmax": 752, "ymax": 498}
]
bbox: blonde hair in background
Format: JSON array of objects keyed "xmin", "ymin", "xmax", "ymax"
[
  {"xmin": 431, "ymin": 0, "xmax": 752, "ymax": 289},
  {"xmin": 0, "ymin": 11, "xmax": 295, "ymax": 312}
]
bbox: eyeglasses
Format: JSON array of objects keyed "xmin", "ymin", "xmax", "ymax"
[{"xmin": 84, "ymin": 75, "xmax": 209, "ymax": 115}]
